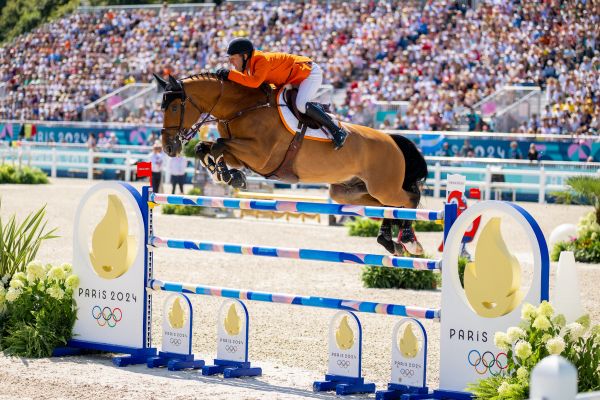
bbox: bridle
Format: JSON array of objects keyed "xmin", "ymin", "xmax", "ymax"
[{"xmin": 161, "ymin": 78, "xmax": 271, "ymax": 146}]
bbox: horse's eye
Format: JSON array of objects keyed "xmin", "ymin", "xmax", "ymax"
[{"xmin": 171, "ymin": 105, "xmax": 178, "ymax": 112}]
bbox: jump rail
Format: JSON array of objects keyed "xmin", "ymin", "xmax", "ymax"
[
  {"xmin": 149, "ymin": 236, "xmax": 442, "ymax": 270},
  {"xmin": 149, "ymin": 193, "xmax": 445, "ymax": 221},
  {"xmin": 149, "ymin": 279, "xmax": 441, "ymax": 320}
]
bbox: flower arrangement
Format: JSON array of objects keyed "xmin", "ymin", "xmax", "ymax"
[
  {"xmin": 0, "ymin": 261, "xmax": 79, "ymax": 357},
  {"xmin": 468, "ymin": 301, "xmax": 600, "ymax": 399}
]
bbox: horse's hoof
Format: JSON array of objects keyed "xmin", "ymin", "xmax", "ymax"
[
  {"xmin": 230, "ymin": 169, "xmax": 247, "ymax": 190},
  {"xmin": 396, "ymin": 240, "xmax": 424, "ymax": 256},
  {"xmin": 377, "ymin": 234, "xmax": 396, "ymax": 255}
]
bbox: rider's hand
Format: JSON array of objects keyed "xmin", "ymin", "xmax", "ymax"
[{"xmin": 215, "ymin": 68, "xmax": 230, "ymax": 81}]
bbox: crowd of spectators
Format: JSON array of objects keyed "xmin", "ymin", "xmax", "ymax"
[{"xmin": 0, "ymin": 0, "xmax": 598, "ymax": 135}]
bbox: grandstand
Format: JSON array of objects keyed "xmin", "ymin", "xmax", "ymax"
[{"xmin": 0, "ymin": 0, "xmax": 598, "ymax": 134}]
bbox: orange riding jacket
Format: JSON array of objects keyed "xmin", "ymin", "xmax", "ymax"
[{"xmin": 227, "ymin": 50, "xmax": 312, "ymax": 88}]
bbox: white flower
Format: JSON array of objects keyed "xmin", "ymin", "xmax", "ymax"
[
  {"xmin": 2, "ymin": 274, "xmax": 11, "ymax": 285},
  {"xmin": 521, "ymin": 303, "xmax": 537, "ymax": 320},
  {"xmin": 515, "ymin": 340, "xmax": 532, "ymax": 360},
  {"xmin": 546, "ymin": 336, "xmax": 566, "ymax": 355},
  {"xmin": 553, "ymin": 314, "xmax": 566, "ymax": 328},
  {"xmin": 60, "ymin": 263, "xmax": 73, "ymax": 274},
  {"xmin": 65, "ymin": 275, "xmax": 80, "ymax": 290},
  {"xmin": 507, "ymin": 327, "xmax": 526, "ymax": 343},
  {"xmin": 565, "ymin": 323, "xmax": 585, "ymax": 341},
  {"xmin": 494, "ymin": 332, "xmax": 511, "ymax": 351},
  {"xmin": 26, "ymin": 261, "xmax": 45, "ymax": 282},
  {"xmin": 12, "ymin": 272, "xmax": 26, "ymax": 283},
  {"xmin": 533, "ymin": 315, "xmax": 551, "ymax": 331},
  {"xmin": 5, "ymin": 287, "xmax": 22, "ymax": 302},
  {"xmin": 517, "ymin": 367, "xmax": 529, "ymax": 381},
  {"xmin": 9, "ymin": 279, "xmax": 24, "ymax": 290},
  {"xmin": 46, "ymin": 285, "xmax": 64, "ymax": 300},
  {"xmin": 498, "ymin": 381, "xmax": 510, "ymax": 395},
  {"xmin": 576, "ymin": 315, "xmax": 591, "ymax": 330},
  {"xmin": 537, "ymin": 301, "xmax": 554, "ymax": 318},
  {"xmin": 47, "ymin": 266, "xmax": 66, "ymax": 282}
]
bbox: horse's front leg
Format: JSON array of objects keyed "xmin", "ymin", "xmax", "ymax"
[
  {"xmin": 210, "ymin": 138, "xmax": 247, "ymax": 189},
  {"xmin": 194, "ymin": 141, "xmax": 224, "ymax": 183}
]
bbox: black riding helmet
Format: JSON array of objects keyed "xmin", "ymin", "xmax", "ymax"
[{"xmin": 227, "ymin": 38, "xmax": 254, "ymax": 71}]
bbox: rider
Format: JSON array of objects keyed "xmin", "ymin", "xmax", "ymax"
[{"xmin": 215, "ymin": 38, "xmax": 348, "ymax": 150}]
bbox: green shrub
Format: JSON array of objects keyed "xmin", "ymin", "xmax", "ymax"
[
  {"xmin": 458, "ymin": 256, "xmax": 468, "ymax": 288},
  {"xmin": 550, "ymin": 211, "xmax": 600, "ymax": 264},
  {"xmin": 183, "ymin": 138, "xmax": 200, "ymax": 159},
  {"xmin": 0, "ymin": 164, "xmax": 48, "ymax": 184},
  {"xmin": 0, "ymin": 202, "xmax": 57, "ymax": 278},
  {"xmin": 345, "ymin": 218, "xmax": 380, "ymax": 237},
  {"xmin": 414, "ymin": 220, "xmax": 444, "ymax": 232},
  {"xmin": 0, "ymin": 261, "xmax": 78, "ymax": 357},
  {"xmin": 346, "ymin": 218, "xmax": 444, "ymax": 237},
  {"xmin": 361, "ymin": 266, "xmax": 438, "ymax": 290}
]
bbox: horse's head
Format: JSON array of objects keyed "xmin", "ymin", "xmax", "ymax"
[{"xmin": 154, "ymin": 74, "xmax": 203, "ymax": 157}]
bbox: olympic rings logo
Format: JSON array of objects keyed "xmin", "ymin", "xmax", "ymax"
[
  {"xmin": 337, "ymin": 360, "xmax": 350, "ymax": 368},
  {"xmin": 170, "ymin": 338, "xmax": 182, "ymax": 346},
  {"xmin": 468, "ymin": 350, "xmax": 508, "ymax": 376},
  {"xmin": 92, "ymin": 306, "xmax": 122, "ymax": 328},
  {"xmin": 225, "ymin": 345, "xmax": 238, "ymax": 353},
  {"xmin": 399, "ymin": 368, "xmax": 415, "ymax": 377}
]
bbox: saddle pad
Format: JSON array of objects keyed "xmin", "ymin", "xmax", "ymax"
[{"xmin": 276, "ymin": 88, "xmax": 333, "ymax": 142}]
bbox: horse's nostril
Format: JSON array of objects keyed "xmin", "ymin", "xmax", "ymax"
[{"xmin": 166, "ymin": 145, "xmax": 172, "ymax": 154}]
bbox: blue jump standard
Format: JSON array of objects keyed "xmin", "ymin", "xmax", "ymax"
[
  {"xmin": 375, "ymin": 387, "xmax": 474, "ymax": 400},
  {"xmin": 147, "ymin": 352, "xmax": 205, "ymax": 371},
  {"xmin": 376, "ymin": 383, "xmax": 430, "ymax": 400},
  {"xmin": 202, "ymin": 359, "xmax": 262, "ymax": 378},
  {"xmin": 313, "ymin": 374, "xmax": 376, "ymax": 396}
]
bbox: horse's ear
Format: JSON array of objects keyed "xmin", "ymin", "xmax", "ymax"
[
  {"xmin": 153, "ymin": 73, "xmax": 168, "ymax": 91},
  {"xmin": 168, "ymin": 75, "xmax": 181, "ymax": 91}
]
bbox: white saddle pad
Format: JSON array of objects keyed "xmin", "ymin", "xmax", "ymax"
[{"xmin": 276, "ymin": 88, "xmax": 334, "ymax": 142}]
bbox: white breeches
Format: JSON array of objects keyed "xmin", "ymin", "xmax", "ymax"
[{"xmin": 295, "ymin": 62, "xmax": 323, "ymax": 113}]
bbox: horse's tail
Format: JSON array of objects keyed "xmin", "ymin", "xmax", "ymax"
[{"xmin": 389, "ymin": 134, "xmax": 428, "ymax": 206}]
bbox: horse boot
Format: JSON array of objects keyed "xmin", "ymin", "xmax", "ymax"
[
  {"xmin": 305, "ymin": 102, "xmax": 348, "ymax": 150},
  {"xmin": 397, "ymin": 219, "xmax": 424, "ymax": 256},
  {"xmin": 377, "ymin": 218, "xmax": 396, "ymax": 255}
]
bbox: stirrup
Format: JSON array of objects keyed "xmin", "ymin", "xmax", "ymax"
[{"xmin": 331, "ymin": 128, "xmax": 348, "ymax": 150}]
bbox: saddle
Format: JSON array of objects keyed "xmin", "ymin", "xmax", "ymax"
[
  {"xmin": 282, "ymin": 88, "xmax": 331, "ymax": 130},
  {"xmin": 263, "ymin": 87, "xmax": 332, "ymax": 184}
]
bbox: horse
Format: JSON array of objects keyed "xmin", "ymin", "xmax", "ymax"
[{"xmin": 154, "ymin": 73, "xmax": 428, "ymax": 256}]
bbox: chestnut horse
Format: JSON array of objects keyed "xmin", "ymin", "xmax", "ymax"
[{"xmin": 155, "ymin": 73, "xmax": 428, "ymax": 255}]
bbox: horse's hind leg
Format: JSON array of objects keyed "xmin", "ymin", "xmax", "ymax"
[
  {"xmin": 330, "ymin": 181, "xmax": 416, "ymax": 255},
  {"xmin": 329, "ymin": 180, "xmax": 383, "ymax": 206},
  {"xmin": 360, "ymin": 163, "xmax": 424, "ymax": 255}
]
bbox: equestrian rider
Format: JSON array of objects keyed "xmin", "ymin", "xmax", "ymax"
[{"xmin": 215, "ymin": 38, "xmax": 348, "ymax": 150}]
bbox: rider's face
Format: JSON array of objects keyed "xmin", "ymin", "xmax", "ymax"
[{"xmin": 228, "ymin": 54, "xmax": 244, "ymax": 71}]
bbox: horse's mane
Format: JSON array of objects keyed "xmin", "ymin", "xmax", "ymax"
[
  {"xmin": 183, "ymin": 72, "xmax": 220, "ymax": 81},
  {"xmin": 182, "ymin": 71, "xmax": 268, "ymax": 100}
]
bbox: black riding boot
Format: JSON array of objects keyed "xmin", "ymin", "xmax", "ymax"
[{"xmin": 305, "ymin": 102, "xmax": 348, "ymax": 150}]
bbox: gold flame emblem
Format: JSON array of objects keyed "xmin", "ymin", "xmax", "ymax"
[
  {"xmin": 89, "ymin": 194, "xmax": 136, "ymax": 279},
  {"xmin": 464, "ymin": 217, "xmax": 523, "ymax": 318},
  {"xmin": 335, "ymin": 316, "xmax": 355, "ymax": 350},
  {"xmin": 168, "ymin": 297, "xmax": 185, "ymax": 329},
  {"xmin": 224, "ymin": 304, "xmax": 241, "ymax": 336},
  {"xmin": 399, "ymin": 323, "xmax": 419, "ymax": 358}
]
